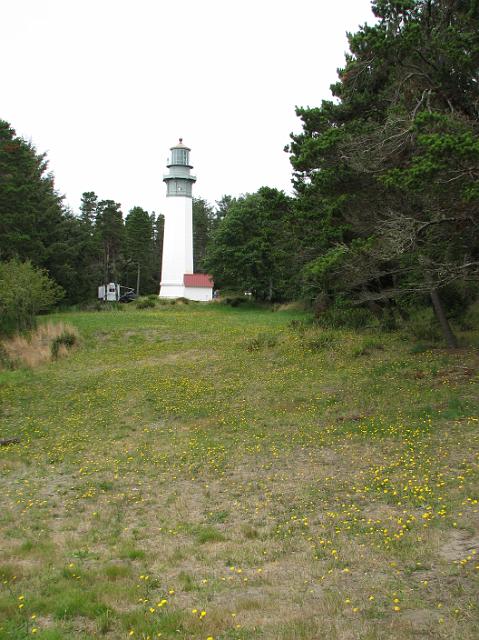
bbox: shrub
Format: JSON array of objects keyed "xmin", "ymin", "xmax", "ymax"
[
  {"xmin": 407, "ymin": 308, "xmax": 443, "ymax": 342},
  {"xmin": 410, "ymin": 342, "xmax": 434, "ymax": 354},
  {"xmin": 315, "ymin": 305, "xmax": 376, "ymax": 330},
  {"xmin": 458, "ymin": 301, "xmax": 479, "ymax": 331},
  {"xmin": 223, "ymin": 296, "xmax": 248, "ymax": 307},
  {"xmin": 0, "ymin": 259, "xmax": 64, "ymax": 336},
  {"xmin": 51, "ymin": 330, "xmax": 78, "ymax": 359},
  {"xmin": 303, "ymin": 330, "xmax": 337, "ymax": 352},
  {"xmin": 288, "ymin": 318, "xmax": 313, "ymax": 335},
  {"xmin": 136, "ymin": 297, "xmax": 155, "ymax": 309},
  {"xmin": 245, "ymin": 332, "xmax": 278, "ymax": 352}
]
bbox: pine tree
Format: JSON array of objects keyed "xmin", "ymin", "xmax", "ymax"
[
  {"xmin": 95, "ymin": 200, "xmax": 124, "ymax": 284},
  {"xmin": 124, "ymin": 206, "xmax": 155, "ymax": 295},
  {"xmin": 0, "ymin": 120, "xmax": 65, "ymax": 266},
  {"xmin": 287, "ymin": 0, "xmax": 479, "ymax": 344}
]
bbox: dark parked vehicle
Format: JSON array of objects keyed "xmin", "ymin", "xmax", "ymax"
[{"xmin": 119, "ymin": 291, "xmax": 137, "ymax": 303}]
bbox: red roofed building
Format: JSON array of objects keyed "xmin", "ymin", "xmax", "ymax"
[
  {"xmin": 184, "ymin": 274, "xmax": 213, "ymax": 288},
  {"xmin": 183, "ymin": 273, "xmax": 214, "ymax": 301}
]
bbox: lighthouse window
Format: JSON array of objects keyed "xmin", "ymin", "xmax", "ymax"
[{"xmin": 172, "ymin": 148, "xmax": 188, "ymax": 165}]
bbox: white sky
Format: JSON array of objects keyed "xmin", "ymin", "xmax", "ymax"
[{"xmin": 2, "ymin": 0, "xmax": 375, "ymax": 217}]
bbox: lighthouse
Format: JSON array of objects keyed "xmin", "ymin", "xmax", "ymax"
[{"xmin": 159, "ymin": 139, "xmax": 213, "ymax": 301}]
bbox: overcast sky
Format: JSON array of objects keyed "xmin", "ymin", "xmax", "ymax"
[{"xmin": 2, "ymin": 0, "xmax": 375, "ymax": 216}]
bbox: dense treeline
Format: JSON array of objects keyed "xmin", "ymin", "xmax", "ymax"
[
  {"xmin": 208, "ymin": 0, "xmax": 479, "ymax": 345},
  {"xmin": 284, "ymin": 0, "xmax": 479, "ymax": 346},
  {"xmin": 0, "ymin": 119, "xmax": 166, "ymax": 303},
  {"xmin": 1, "ymin": 0, "xmax": 478, "ymax": 345}
]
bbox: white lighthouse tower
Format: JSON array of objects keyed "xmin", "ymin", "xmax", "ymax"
[{"xmin": 159, "ymin": 139, "xmax": 213, "ymax": 301}]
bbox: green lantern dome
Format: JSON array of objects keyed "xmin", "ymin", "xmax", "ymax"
[{"xmin": 163, "ymin": 138, "xmax": 196, "ymax": 197}]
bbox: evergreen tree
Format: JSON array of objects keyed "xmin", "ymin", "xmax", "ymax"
[
  {"xmin": 0, "ymin": 120, "xmax": 65, "ymax": 267},
  {"xmin": 204, "ymin": 188, "xmax": 295, "ymax": 301},
  {"xmin": 124, "ymin": 206, "xmax": 155, "ymax": 295},
  {"xmin": 153, "ymin": 213, "xmax": 165, "ymax": 286},
  {"xmin": 95, "ymin": 200, "xmax": 124, "ymax": 284},
  {"xmin": 287, "ymin": 0, "xmax": 479, "ymax": 344},
  {"xmin": 193, "ymin": 198, "xmax": 215, "ymax": 272},
  {"xmin": 0, "ymin": 120, "xmax": 96, "ymax": 304},
  {"xmin": 80, "ymin": 191, "xmax": 98, "ymax": 227}
]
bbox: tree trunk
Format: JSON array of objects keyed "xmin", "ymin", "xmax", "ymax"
[
  {"xmin": 430, "ymin": 289, "xmax": 458, "ymax": 348},
  {"xmin": 136, "ymin": 263, "xmax": 141, "ymax": 296}
]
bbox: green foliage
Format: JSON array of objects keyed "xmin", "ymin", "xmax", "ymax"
[
  {"xmin": 95, "ymin": 199, "xmax": 125, "ymax": 284},
  {"xmin": 0, "ymin": 121, "xmax": 64, "ymax": 267},
  {"xmin": 50, "ymin": 330, "xmax": 78, "ymax": 359},
  {"xmin": 135, "ymin": 297, "xmax": 155, "ymax": 309},
  {"xmin": 223, "ymin": 295, "xmax": 249, "ymax": 307},
  {"xmin": 0, "ymin": 259, "xmax": 64, "ymax": 335},
  {"xmin": 52, "ymin": 588, "xmax": 108, "ymax": 620},
  {"xmin": 205, "ymin": 187, "xmax": 296, "ymax": 301},
  {"xmin": 244, "ymin": 332, "xmax": 278, "ymax": 352},
  {"xmin": 192, "ymin": 525, "xmax": 225, "ymax": 544},
  {"xmin": 124, "ymin": 206, "xmax": 156, "ymax": 295},
  {"xmin": 303, "ymin": 330, "xmax": 337, "ymax": 352},
  {"xmin": 0, "ymin": 121, "xmax": 94, "ymax": 305},
  {"xmin": 406, "ymin": 307, "xmax": 443, "ymax": 342},
  {"xmin": 287, "ymin": 0, "xmax": 479, "ymax": 345},
  {"xmin": 193, "ymin": 197, "xmax": 217, "ymax": 272},
  {"xmin": 315, "ymin": 305, "xmax": 377, "ymax": 330}
]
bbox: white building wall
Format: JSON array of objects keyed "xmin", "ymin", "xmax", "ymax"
[
  {"xmin": 183, "ymin": 286, "xmax": 213, "ymax": 302},
  {"xmin": 159, "ymin": 197, "xmax": 194, "ymax": 298}
]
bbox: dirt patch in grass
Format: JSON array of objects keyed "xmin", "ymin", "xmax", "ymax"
[{"xmin": 440, "ymin": 528, "xmax": 479, "ymax": 562}]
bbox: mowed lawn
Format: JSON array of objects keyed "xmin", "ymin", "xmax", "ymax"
[{"xmin": 0, "ymin": 303, "xmax": 478, "ymax": 640}]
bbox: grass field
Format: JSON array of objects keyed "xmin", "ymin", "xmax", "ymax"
[{"xmin": 0, "ymin": 303, "xmax": 478, "ymax": 639}]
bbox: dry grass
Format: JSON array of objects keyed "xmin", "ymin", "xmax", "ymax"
[{"xmin": 1, "ymin": 321, "xmax": 79, "ymax": 368}]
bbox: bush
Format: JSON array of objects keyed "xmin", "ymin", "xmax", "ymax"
[
  {"xmin": 90, "ymin": 301, "xmax": 124, "ymax": 312},
  {"xmin": 288, "ymin": 319, "xmax": 312, "ymax": 335},
  {"xmin": 407, "ymin": 308, "xmax": 443, "ymax": 342},
  {"xmin": 51, "ymin": 330, "xmax": 78, "ymax": 359},
  {"xmin": 223, "ymin": 296, "xmax": 248, "ymax": 307},
  {"xmin": 136, "ymin": 297, "xmax": 156, "ymax": 309},
  {"xmin": 0, "ymin": 259, "xmax": 64, "ymax": 335},
  {"xmin": 410, "ymin": 342, "xmax": 434, "ymax": 354},
  {"xmin": 458, "ymin": 301, "xmax": 479, "ymax": 331},
  {"xmin": 315, "ymin": 305, "xmax": 376, "ymax": 330},
  {"xmin": 303, "ymin": 330, "xmax": 337, "ymax": 352}
]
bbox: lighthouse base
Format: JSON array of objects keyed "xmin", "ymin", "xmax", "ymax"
[
  {"xmin": 160, "ymin": 274, "xmax": 214, "ymax": 302},
  {"xmin": 159, "ymin": 283, "xmax": 187, "ymax": 299},
  {"xmin": 159, "ymin": 283, "xmax": 213, "ymax": 302}
]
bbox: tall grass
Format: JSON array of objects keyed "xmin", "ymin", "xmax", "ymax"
[{"xmin": 0, "ymin": 322, "xmax": 79, "ymax": 369}]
